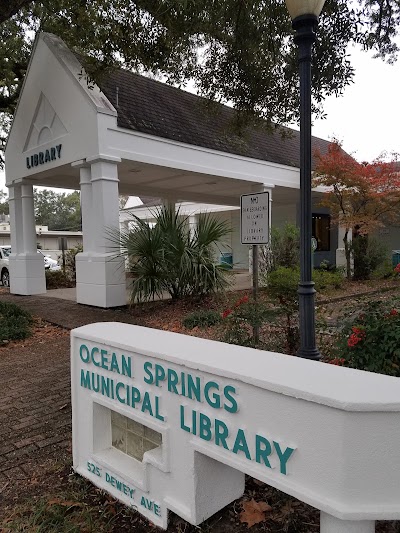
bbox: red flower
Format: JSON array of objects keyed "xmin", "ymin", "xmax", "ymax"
[
  {"xmin": 234, "ymin": 294, "xmax": 250, "ymax": 308},
  {"xmin": 394, "ymin": 263, "xmax": 400, "ymax": 273},
  {"xmin": 347, "ymin": 331, "xmax": 365, "ymax": 347},
  {"xmin": 328, "ymin": 358, "xmax": 346, "ymax": 366},
  {"xmin": 390, "ymin": 309, "xmax": 398, "ymax": 316},
  {"xmin": 222, "ymin": 309, "xmax": 233, "ymax": 319}
]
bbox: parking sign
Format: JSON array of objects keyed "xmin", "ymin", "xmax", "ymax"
[{"xmin": 240, "ymin": 191, "xmax": 270, "ymax": 245}]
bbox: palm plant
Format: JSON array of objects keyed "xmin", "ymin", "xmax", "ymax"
[{"xmin": 117, "ymin": 205, "xmax": 231, "ymax": 302}]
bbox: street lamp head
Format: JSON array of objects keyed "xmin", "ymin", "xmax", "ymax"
[{"xmin": 285, "ymin": 0, "xmax": 326, "ymax": 20}]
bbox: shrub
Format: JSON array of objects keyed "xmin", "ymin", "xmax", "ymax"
[
  {"xmin": 183, "ymin": 309, "xmax": 222, "ymax": 329},
  {"xmin": 266, "ymin": 267, "xmax": 299, "ymax": 353},
  {"xmin": 221, "ymin": 296, "xmax": 277, "ymax": 348},
  {"xmin": 333, "ymin": 298, "xmax": 400, "ymax": 376},
  {"xmin": 265, "ymin": 267, "xmax": 343, "ymax": 352},
  {"xmin": 351, "ymin": 236, "xmax": 390, "ymax": 280},
  {"xmin": 0, "ymin": 301, "xmax": 33, "ymax": 342},
  {"xmin": 313, "ymin": 269, "xmax": 343, "ymax": 291},
  {"xmin": 58, "ymin": 243, "xmax": 83, "ymax": 281},
  {"xmin": 267, "ymin": 266, "xmax": 343, "ymax": 298},
  {"xmin": 45, "ymin": 270, "xmax": 75, "ymax": 290},
  {"xmin": 264, "ymin": 223, "xmax": 300, "ymax": 273},
  {"xmin": 115, "ymin": 206, "xmax": 231, "ymax": 302}
]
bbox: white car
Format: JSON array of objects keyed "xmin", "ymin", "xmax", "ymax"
[
  {"xmin": 37, "ymin": 250, "xmax": 61, "ymax": 271},
  {"xmin": 0, "ymin": 245, "xmax": 11, "ymax": 287},
  {"xmin": 0, "ymin": 246, "xmax": 60, "ymax": 287}
]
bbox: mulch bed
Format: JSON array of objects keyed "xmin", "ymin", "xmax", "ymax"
[{"xmin": 1, "ymin": 282, "xmax": 400, "ymax": 531}]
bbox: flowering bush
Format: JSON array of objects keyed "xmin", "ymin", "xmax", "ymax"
[
  {"xmin": 394, "ymin": 263, "xmax": 400, "ymax": 275},
  {"xmin": 333, "ymin": 298, "xmax": 400, "ymax": 376},
  {"xmin": 221, "ymin": 294, "xmax": 249, "ymax": 319},
  {"xmin": 220, "ymin": 293, "xmax": 287, "ymax": 349}
]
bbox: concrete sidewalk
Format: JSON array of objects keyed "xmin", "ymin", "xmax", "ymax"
[{"xmin": 42, "ymin": 270, "xmax": 252, "ymax": 303}]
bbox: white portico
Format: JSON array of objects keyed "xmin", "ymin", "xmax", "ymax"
[{"xmin": 5, "ymin": 32, "xmax": 333, "ymax": 307}]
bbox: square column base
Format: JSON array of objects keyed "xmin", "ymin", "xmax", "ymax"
[
  {"xmin": 75, "ymin": 253, "xmax": 126, "ymax": 308},
  {"xmin": 321, "ymin": 513, "xmax": 375, "ymax": 533},
  {"xmin": 9, "ymin": 254, "xmax": 46, "ymax": 295}
]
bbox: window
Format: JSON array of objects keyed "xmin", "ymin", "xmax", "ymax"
[
  {"xmin": 312, "ymin": 214, "xmax": 331, "ymax": 252},
  {"xmin": 111, "ymin": 411, "xmax": 162, "ymax": 462}
]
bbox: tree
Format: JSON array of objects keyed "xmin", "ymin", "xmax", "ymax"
[
  {"xmin": 313, "ymin": 141, "xmax": 400, "ymax": 279},
  {"xmin": 34, "ymin": 188, "xmax": 81, "ymax": 230},
  {"xmin": 1, "ymin": 1, "xmax": 400, "ymax": 164},
  {"xmin": 0, "ymin": 190, "xmax": 9, "ymax": 215}
]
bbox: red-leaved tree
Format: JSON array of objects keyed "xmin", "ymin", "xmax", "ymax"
[{"xmin": 313, "ymin": 140, "xmax": 400, "ymax": 279}]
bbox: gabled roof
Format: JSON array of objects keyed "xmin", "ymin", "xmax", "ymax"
[{"xmin": 99, "ymin": 69, "xmax": 331, "ymax": 170}]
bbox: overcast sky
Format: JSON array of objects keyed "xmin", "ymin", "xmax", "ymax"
[
  {"xmin": 1, "ymin": 43, "xmax": 399, "ymax": 193},
  {"xmin": 312, "ymin": 44, "xmax": 400, "ymax": 162}
]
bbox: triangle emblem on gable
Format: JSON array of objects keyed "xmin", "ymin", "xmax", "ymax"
[{"xmin": 23, "ymin": 93, "xmax": 68, "ymax": 152}]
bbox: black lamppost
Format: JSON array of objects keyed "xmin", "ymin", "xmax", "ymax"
[{"xmin": 285, "ymin": 0, "xmax": 325, "ymax": 360}]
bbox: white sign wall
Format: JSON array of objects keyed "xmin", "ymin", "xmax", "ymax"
[{"xmin": 71, "ymin": 323, "xmax": 400, "ymax": 531}]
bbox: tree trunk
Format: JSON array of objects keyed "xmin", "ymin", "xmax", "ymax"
[
  {"xmin": 343, "ymin": 230, "xmax": 351, "ymax": 280},
  {"xmin": 353, "ymin": 230, "xmax": 369, "ymax": 280}
]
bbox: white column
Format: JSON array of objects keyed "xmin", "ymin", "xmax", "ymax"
[
  {"xmin": 79, "ymin": 166, "xmax": 93, "ymax": 252},
  {"xmin": 320, "ymin": 513, "xmax": 375, "ymax": 533},
  {"xmin": 188, "ymin": 215, "xmax": 197, "ymax": 240},
  {"xmin": 90, "ymin": 159, "xmax": 120, "ymax": 254},
  {"xmin": 7, "ymin": 182, "xmax": 45, "ymax": 294},
  {"xmin": 8, "ymin": 184, "xmax": 23, "ymax": 253},
  {"xmin": 75, "ymin": 156, "xmax": 126, "ymax": 308},
  {"xmin": 21, "ymin": 184, "xmax": 37, "ymax": 253}
]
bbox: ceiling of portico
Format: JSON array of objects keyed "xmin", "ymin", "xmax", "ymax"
[
  {"xmin": 23, "ymin": 157, "xmax": 324, "ymax": 208},
  {"xmin": 23, "ymin": 159, "xmax": 262, "ymax": 206}
]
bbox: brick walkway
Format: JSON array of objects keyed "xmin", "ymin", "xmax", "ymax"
[
  {"xmin": 0, "ymin": 334, "xmax": 71, "ymax": 500},
  {"xmin": 0, "ymin": 292, "xmax": 141, "ymax": 513},
  {"xmin": 0, "ymin": 292, "xmax": 139, "ymax": 329}
]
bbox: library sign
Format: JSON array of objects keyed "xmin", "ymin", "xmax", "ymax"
[{"xmin": 71, "ymin": 323, "xmax": 400, "ymax": 531}]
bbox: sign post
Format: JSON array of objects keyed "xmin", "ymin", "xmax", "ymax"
[{"xmin": 240, "ymin": 192, "xmax": 270, "ymax": 344}]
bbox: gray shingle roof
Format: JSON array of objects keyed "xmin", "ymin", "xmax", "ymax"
[{"xmin": 100, "ymin": 69, "xmax": 331, "ymax": 169}]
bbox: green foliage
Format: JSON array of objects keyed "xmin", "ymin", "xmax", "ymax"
[
  {"xmin": 266, "ymin": 268, "xmax": 299, "ymax": 353},
  {"xmin": 263, "ymin": 267, "xmax": 343, "ymax": 352},
  {"xmin": 61, "ymin": 243, "xmax": 83, "ymax": 281},
  {"xmin": 0, "ymin": 189, "xmax": 8, "ymax": 214},
  {"xmin": 34, "ymin": 189, "xmax": 81, "ymax": 231},
  {"xmin": 334, "ymin": 298, "xmax": 400, "ymax": 376},
  {"xmin": 267, "ymin": 267, "xmax": 299, "ymax": 311},
  {"xmin": 313, "ymin": 269, "xmax": 343, "ymax": 291},
  {"xmin": 116, "ymin": 205, "xmax": 231, "ymax": 302},
  {"xmin": 1, "ymin": 1, "xmax": 400, "ymax": 165},
  {"xmin": 267, "ymin": 266, "xmax": 343, "ymax": 300},
  {"xmin": 45, "ymin": 269, "xmax": 75, "ymax": 289},
  {"xmin": 268, "ymin": 223, "xmax": 300, "ymax": 272},
  {"xmin": 183, "ymin": 309, "xmax": 221, "ymax": 329},
  {"xmin": 352, "ymin": 235, "xmax": 391, "ymax": 280},
  {"xmin": 221, "ymin": 298, "xmax": 279, "ymax": 349},
  {"xmin": 0, "ymin": 301, "xmax": 33, "ymax": 342}
]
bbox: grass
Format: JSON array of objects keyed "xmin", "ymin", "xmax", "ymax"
[{"xmin": 1, "ymin": 462, "xmax": 144, "ymax": 533}]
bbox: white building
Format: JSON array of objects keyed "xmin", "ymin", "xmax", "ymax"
[{"xmin": 6, "ymin": 32, "xmax": 336, "ymax": 308}]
